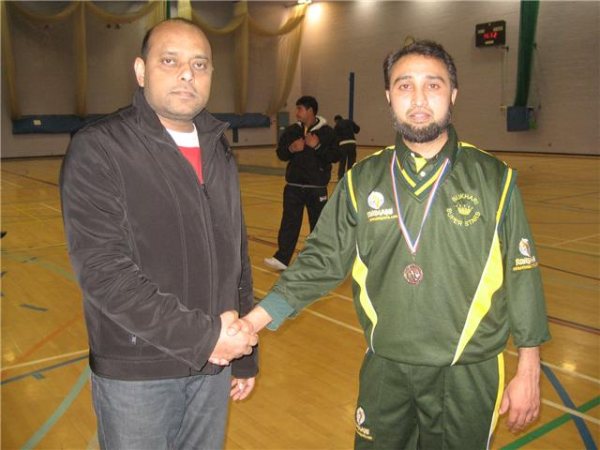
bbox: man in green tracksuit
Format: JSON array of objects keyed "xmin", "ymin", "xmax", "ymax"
[{"xmin": 222, "ymin": 41, "xmax": 550, "ymax": 449}]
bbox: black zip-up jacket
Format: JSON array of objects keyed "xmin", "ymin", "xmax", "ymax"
[
  {"xmin": 60, "ymin": 89, "xmax": 258, "ymax": 380},
  {"xmin": 276, "ymin": 116, "xmax": 340, "ymax": 187},
  {"xmin": 334, "ymin": 118, "xmax": 360, "ymax": 143}
]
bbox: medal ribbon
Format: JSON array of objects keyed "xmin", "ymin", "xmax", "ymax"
[{"xmin": 390, "ymin": 152, "xmax": 449, "ymax": 256}]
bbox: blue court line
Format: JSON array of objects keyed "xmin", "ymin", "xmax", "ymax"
[
  {"xmin": 541, "ymin": 365, "xmax": 597, "ymax": 450},
  {"xmin": 500, "ymin": 396, "xmax": 600, "ymax": 449},
  {"xmin": 1, "ymin": 355, "xmax": 88, "ymax": 385},
  {"xmin": 20, "ymin": 366, "xmax": 91, "ymax": 450}
]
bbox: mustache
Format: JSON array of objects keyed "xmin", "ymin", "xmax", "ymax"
[{"xmin": 407, "ymin": 106, "xmax": 433, "ymax": 115}]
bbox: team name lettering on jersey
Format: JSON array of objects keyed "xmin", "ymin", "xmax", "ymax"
[{"xmin": 446, "ymin": 192, "xmax": 482, "ymax": 227}]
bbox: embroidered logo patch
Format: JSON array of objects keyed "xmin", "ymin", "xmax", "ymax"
[
  {"xmin": 446, "ymin": 193, "xmax": 481, "ymax": 227},
  {"xmin": 367, "ymin": 191, "xmax": 385, "ymax": 210},
  {"xmin": 355, "ymin": 406, "xmax": 373, "ymax": 441},
  {"xmin": 512, "ymin": 238, "xmax": 538, "ymax": 271},
  {"xmin": 366, "ymin": 191, "xmax": 395, "ymax": 222},
  {"xmin": 519, "ymin": 238, "xmax": 532, "ymax": 257}
]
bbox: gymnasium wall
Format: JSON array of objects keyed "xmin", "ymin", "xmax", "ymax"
[
  {"xmin": 300, "ymin": 1, "xmax": 599, "ymax": 155},
  {"xmin": 1, "ymin": 1, "xmax": 298, "ymax": 158},
  {"xmin": 1, "ymin": 1, "xmax": 598, "ymax": 158}
]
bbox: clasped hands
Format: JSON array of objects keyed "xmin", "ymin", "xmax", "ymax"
[
  {"xmin": 208, "ymin": 310, "xmax": 257, "ymax": 366},
  {"xmin": 289, "ymin": 133, "xmax": 319, "ymax": 153}
]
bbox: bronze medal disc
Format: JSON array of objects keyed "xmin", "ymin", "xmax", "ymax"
[{"xmin": 403, "ymin": 263, "xmax": 424, "ymax": 285}]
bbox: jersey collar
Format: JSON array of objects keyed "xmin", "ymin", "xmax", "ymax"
[{"xmin": 393, "ymin": 125, "xmax": 459, "ymax": 198}]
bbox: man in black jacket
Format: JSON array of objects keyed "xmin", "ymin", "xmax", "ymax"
[
  {"xmin": 334, "ymin": 114, "xmax": 360, "ymax": 180},
  {"xmin": 264, "ymin": 96, "xmax": 339, "ymax": 271},
  {"xmin": 60, "ymin": 19, "xmax": 257, "ymax": 450}
]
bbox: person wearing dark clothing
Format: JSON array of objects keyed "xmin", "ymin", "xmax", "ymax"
[
  {"xmin": 60, "ymin": 19, "xmax": 258, "ymax": 450},
  {"xmin": 334, "ymin": 114, "xmax": 360, "ymax": 180},
  {"xmin": 264, "ymin": 96, "xmax": 339, "ymax": 271}
]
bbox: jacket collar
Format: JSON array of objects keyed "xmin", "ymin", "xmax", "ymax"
[{"xmin": 132, "ymin": 88, "xmax": 229, "ymax": 142}]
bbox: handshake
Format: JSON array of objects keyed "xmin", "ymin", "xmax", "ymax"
[{"xmin": 208, "ymin": 310, "xmax": 259, "ymax": 366}]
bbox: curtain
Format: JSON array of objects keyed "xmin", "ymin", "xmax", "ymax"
[
  {"xmin": 4, "ymin": 1, "xmax": 166, "ymax": 118},
  {"xmin": 4, "ymin": 0, "xmax": 305, "ymax": 118},
  {"xmin": 190, "ymin": 1, "xmax": 307, "ymax": 115},
  {"xmin": 513, "ymin": 0, "xmax": 540, "ymax": 107}
]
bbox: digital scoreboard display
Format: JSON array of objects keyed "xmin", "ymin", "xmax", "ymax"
[{"xmin": 475, "ymin": 21, "xmax": 506, "ymax": 47}]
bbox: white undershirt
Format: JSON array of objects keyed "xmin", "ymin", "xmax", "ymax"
[{"xmin": 166, "ymin": 124, "xmax": 199, "ymax": 147}]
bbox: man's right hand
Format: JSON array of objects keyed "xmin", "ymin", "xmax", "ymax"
[
  {"xmin": 208, "ymin": 311, "xmax": 258, "ymax": 366},
  {"xmin": 289, "ymin": 137, "xmax": 305, "ymax": 153},
  {"xmin": 226, "ymin": 306, "xmax": 273, "ymax": 338}
]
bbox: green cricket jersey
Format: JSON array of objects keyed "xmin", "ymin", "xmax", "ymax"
[{"xmin": 260, "ymin": 126, "xmax": 550, "ymax": 366}]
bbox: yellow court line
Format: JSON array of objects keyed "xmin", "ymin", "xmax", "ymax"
[
  {"xmin": 552, "ymin": 233, "xmax": 600, "ymax": 247},
  {"xmin": 536, "ymin": 243, "xmax": 599, "ymax": 258},
  {"xmin": 1, "ymin": 349, "xmax": 89, "ymax": 373},
  {"xmin": 541, "ymin": 399, "xmax": 600, "ymax": 425},
  {"xmin": 504, "ymin": 350, "xmax": 600, "ymax": 385},
  {"xmin": 41, "ymin": 203, "xmax": 62, "ymax": 213}
]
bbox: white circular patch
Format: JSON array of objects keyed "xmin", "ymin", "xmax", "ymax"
[
  {"xmin": 355, "ymin": 406, "xmax": 366, "ymax": 426},
  {"xmin": 367, "ymin": 191, "xmax": 385, "ymax": 210},
  {"xmin": 519, "ymin": 238, "xmax": 532, "ymax": 257}
]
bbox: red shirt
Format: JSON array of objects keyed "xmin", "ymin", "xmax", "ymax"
[{"xmin": 178, "ymin": 146, "xmax": 203, "ymax": 184}]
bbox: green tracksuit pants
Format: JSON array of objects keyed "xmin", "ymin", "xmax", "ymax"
[{"xmin": 354, "ymin": 351, "xmax": 504, "ymax": 450}]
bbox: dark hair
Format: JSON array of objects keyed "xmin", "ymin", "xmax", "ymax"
[
  {"xmin": 334, "ymin": 115, "xmax": 343, "ymax": 121},
  {"xmin": 296, "ymin": 96, "xmax": 318, "ymax": 114},
  {"xmin": 141, "ymin": 18, "xmax": 202, "ymax": 60},
  {"xmin": 383, "ymin": 40, "xmax": 458, "ymax": 91}
]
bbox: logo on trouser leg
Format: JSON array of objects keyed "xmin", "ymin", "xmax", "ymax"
[{"xmin": 355, "ymin": 406, "xmax": 373, "ymax": 441}]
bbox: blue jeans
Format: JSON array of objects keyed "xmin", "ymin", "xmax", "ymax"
[{"xmin": 91, "ymin": 367, "xmax": 231, "ymax": 450}]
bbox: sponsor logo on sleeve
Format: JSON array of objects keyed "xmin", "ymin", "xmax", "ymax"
[
  {"xmin": 512, "ymin": 238, "xmax": 539, "ymax": 271},
  {"xmin": 366, "ymin": 191, "xmax": 395, "ymax": 222}
]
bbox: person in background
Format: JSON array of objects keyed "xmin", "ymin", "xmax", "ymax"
[
  {"xmin": 264, "ymin": 96, "xmax": 339, "ymax": 271},
  {"xmin": 234, "ymin": 40, "xmax": 550, "ymax": 449},
  {"xmin": 334, "ymin": 114, "xmax": 360, "ymax": 180},
  {"xmin": 60, "ymin": 19, "xmax": 258, "ymax": 450}
]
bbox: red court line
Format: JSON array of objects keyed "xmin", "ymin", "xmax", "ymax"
[
  {"xmin": 547, "ymin": 315, "xmax": 600, "ymax": 335},
  {"xmin": 1, "ymin": 314, "xmax": 82, "ymax": 380}
]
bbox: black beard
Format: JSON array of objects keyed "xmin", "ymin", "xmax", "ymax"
[{"xmin": 391, "ymin": 108, "xmax": 452, "ymax": 143}]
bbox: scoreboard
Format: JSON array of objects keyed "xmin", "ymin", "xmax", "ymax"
[{"xmin": 475, "ymin": 21, "xmax": 506, "ymax": 47}]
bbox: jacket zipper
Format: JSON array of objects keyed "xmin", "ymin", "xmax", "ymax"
[{"xmin": 195, "ymin": 125, "xmax": 228, "ymax": 318}]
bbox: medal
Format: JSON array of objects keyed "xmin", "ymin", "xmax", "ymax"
[
  {"xmin": 403, "ymin": 263, "xmax": 424, "ymax": 285},
  {"xmin": 390, "ymin": 153, "xmax": 449, "ymax": 285}
]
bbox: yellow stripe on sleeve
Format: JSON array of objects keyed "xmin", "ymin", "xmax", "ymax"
[
  {"xmin": 496, "ymin": 168, "xmax": 513, "ymax": 222},
  {"xmin": 346, "ymin": 169, "xmax": 358, "ymax": 213}
]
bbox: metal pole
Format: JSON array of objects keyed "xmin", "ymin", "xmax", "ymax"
[{"xmin": 348, "ymin": 72, "xmax": 355, "ymax": 120}]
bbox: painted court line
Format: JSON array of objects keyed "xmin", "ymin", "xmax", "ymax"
[
  {"xmin": 553, "ymin": 232, "xmax": 600, "ymax": 247},
  {"xmin": 253, "ymin": 284, "xmax": 600, "ymax": 426},
  {"xmin": 20, "ymin": 366, "xmax": 90, "ymax": 450},
  {"xmin": 1, "ymin": 356, "xmax": 88, "ymax": 386},
  {"xmin": 504, "ymin": 349, "xmax": 600, "ymax": 386},
  {"xmin": 1, "ymin": 349, "xmax": 89, "ymax": 373},
  {"xmin": 42, "ymin": 203, "xmax": 62, "ymax": 213},
  {"xmin": 541, "ymin": 399, "xmax": 600, "ymax": 426},
  {"xmin": 542, "ymin": 364, "xmax": 597, "ymax": 448},
  {"xmin": 253, "ymin": 286, "xmax": 599, "ymax": 388}
]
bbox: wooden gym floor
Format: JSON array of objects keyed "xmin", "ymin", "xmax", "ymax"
[{"xmin": 1, "ymin": 148, "xmax": 599, "ymax": 449}]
